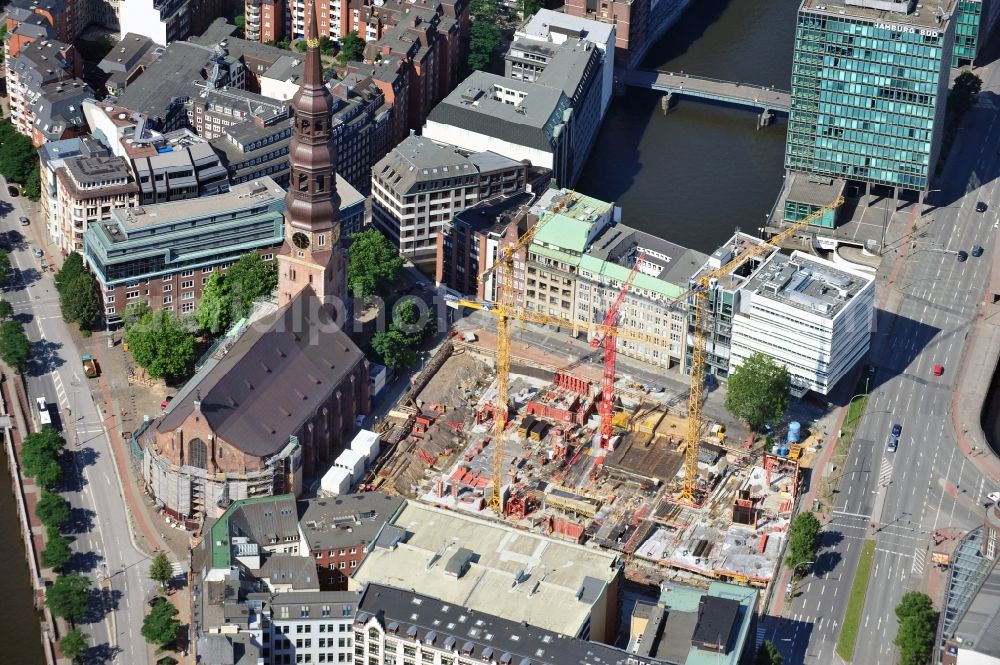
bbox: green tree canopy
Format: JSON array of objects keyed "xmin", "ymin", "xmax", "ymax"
[
  {"xmin": 340, "ymin": 31, "xmax": 365, "ymax": 61},
  {"xmin": 755, "ymin": 641, "xmax": 784, "ymax": 665},
  {"xmin": 391, "ymin": 299, "xmax": 437, "ymax": 345},
  {"xmin": 519, "ymin": 0, "xmax": 543, "ymax": 18},
  {"xmin": 787, "ymin": 511, "xmax": 822, "ymax": 574},
  {"xmin": 894, "ymin": 593, "xmax": 937, "ymax": 665},
  {"xmin": 371, "ymin": 329, "xmax": 417, "ymax": 370},
  {"xmin": 46, "ymin": 573, "xmax": 92, "ymax": 623},
  {"xmin": 0, "ymin": 318, "xmax": 32, "ymax": 373},
  {"xmin": 724, "ymin": 352, "xmax": 791, "ymax": 431},
  {"xmin": 234, "ymin": 14, "xmax": 246, "ymax": 36},
  {"xmin": 59, "ymin": 273, "xmax": 102, "ymax": 330},
  {"xmin": 348, "ymin": 229, "xmax": 404, "ymax": 298},
  {"xmin": 0, "ymin": 250, "xmax": 11, "ymax": 289},
  {"xmin": 125, "ymin": 308, "xmax": 197, "ymax": 381},
  {"xmin": 40, "ymin": 527, "xmax": 72, "ymax": 571},
  {"xmin": 149, "ymin": 551, "xmax": 173, "ymax": 589},
  {"xmin": 195, "ymin": 254, "xmax": 277, "ymax": 335},
  {"xmin": 468, "ymin": 22, "xmax": 501, "ymax": 72},
  {"xmin": 35, "ymin": 490, "xmax": 71, "ymax": 530},
  {"xmin": 55, "ymin": 252, "xmax": 87, "ymax": 295},
  {"xmin": 24, "ymin": 164, "xmax": 41, "ymax": 201},
  {"xmin": 0, "ymin": 121, "xmax": 38, "ymax": 185},
  {"xmin": 21, "ymin": 427, "xmax": 65, "ymax": 490},
  {"xmin": 59, "ymin": 628, "xmax": 90, "ymax": 664},
  {"xmin": 142, "ymin": 598, "xmax": 181, "ymax": 647},
  {"xmin": 0, "ymin": 299, "xmax": 14, "ymax": 320}
]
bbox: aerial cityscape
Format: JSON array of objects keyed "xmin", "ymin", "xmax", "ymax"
[{"xmin": 0, "ymin": 0, "xmax": 999, "ymax": 664}]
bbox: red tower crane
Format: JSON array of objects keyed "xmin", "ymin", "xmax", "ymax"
[{"xmin": 591, "ymin": 252, "xmax": 645, "ymax": 450}]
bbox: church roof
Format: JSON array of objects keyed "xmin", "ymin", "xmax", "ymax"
[{"xmin": 157, "ymin": 288, "xmax": 363, "ymax": 457}]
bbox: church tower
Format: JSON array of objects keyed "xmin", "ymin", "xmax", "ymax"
[{"xmin": 277, "ymin": 3, "xmax": 344, "ymax": 312}]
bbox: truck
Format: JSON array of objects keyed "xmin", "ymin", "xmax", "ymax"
[
  {"xmin": 82, "ymin": 354, "xmax": 99, "ymax": 378},
  {"xmin": 36, "ymin": 397, "xmax": 51, "ymax": 427}
]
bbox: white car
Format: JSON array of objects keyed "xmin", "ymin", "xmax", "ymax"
[{"xmin": 989, "ymin": 491, "xmax": 1000, "ymax": 503}]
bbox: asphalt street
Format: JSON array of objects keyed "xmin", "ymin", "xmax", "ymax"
[
  {"xmin": 766, "ymin": 72, "xmax": 1000, "ymax": 664},
  {"xmin": 1, "ymin": 178, "xmax": 153, "ymax": 663}
]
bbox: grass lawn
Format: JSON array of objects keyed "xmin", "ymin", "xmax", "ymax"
[{"xmin": 836, "ymin": 538, "xmax": 876, "ymax": 661}]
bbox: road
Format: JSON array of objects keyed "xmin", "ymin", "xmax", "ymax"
[
  {"xmin": 766, "ymin": 72, "xmax": 1000, "ymax": 664},
  {"xmin": 1, "ymin": 178, "xmax": 152, "ymax": 663}
]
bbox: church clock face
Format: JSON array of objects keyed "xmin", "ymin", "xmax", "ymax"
[{"xmin": 292, "ymin": 232, "xmax": 310, "ymax": 249}]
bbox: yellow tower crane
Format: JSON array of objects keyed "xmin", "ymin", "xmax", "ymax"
[{"xmin": 455, "ymin": 196, "xmax": 844, "ymax": 513}]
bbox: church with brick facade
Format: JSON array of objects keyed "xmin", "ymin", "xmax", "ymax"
[{"xmin": 140, "ymin": 12, "xmax": 369, "ymax": 524}]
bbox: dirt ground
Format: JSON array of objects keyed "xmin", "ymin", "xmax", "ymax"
[{"xmin": 415, "ymin": 350, "xmax": 491, "ymax": 409}]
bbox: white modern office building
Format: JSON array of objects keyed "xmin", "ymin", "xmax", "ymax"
[{"xmin": 729, "ymin": 251, "xmax": 875, "ymax": 396}]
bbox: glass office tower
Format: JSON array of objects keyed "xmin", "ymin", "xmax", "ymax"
[{"xmin": 786, "ymin": 0, "xmax": 956, "ymax": 193}]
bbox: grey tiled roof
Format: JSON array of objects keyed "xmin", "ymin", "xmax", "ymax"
[{"xmin": 156, "ymin": 288, "xmax": 365, "ymax": 456}]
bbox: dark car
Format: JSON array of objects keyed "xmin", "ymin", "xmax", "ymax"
[
  {"xmin": 958, "ymin": 250, "xmax": 969, "ymax": 262},
  {"xmin": 891, "ymin": 423, "xmax": 902, "ymax": 438},
  {"xmin": 978, "ymin": 201, "xmax": 989, "ymax": 213},
  {"xmin": 7, "ymin": 185, "xmax": 18, "ymax": 197},
  {"xmin": 972, "ymin": 244, "xmax": 984, "ymax": 257}
]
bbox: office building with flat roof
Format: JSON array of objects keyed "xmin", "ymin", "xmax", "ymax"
[
  {"xmin": 351, "ymin": 501, "xmax": 622, "ymax": 642},
  {"xmin": 82, "ymin": 178, "xmax": 288, "ymax": 318},
  {"xmin": 371, "ymin": 136, "xmax": 527, "ymax": 262},
  {"xmin": 786, "ymin": 0, "xmax": 957, "ymax": 193},
  {"xmin": 729, "ymin": 251, "xmax": 875, "ymax": 396}
]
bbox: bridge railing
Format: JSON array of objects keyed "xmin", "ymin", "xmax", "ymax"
[{"xmin": 647, "ymin": 70, "xmax": 790, "ymax": 95}]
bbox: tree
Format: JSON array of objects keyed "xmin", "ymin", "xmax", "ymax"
[
  {"xmin": 24, "ymin": 164, "xmax": 41, "ymax": 201},
  {"xmin": 949, "ymin": 70, "xmax": 982, "ymax": 118},
  {"xmin": 125, "ymin": 308, "xmax": 197, "ymax": 381},
  {"xmin": 0, "ymin": 121, "xmax": 38, "ymax": 185},
  {"xmin": 46, "ymin": 573, "xmax": 91, "ymax": 623},
  {"xmin": 391, "ymin": 299, "xmax": 436, "ymax": 345},
  {"xmin": 755, "ymin": 641, "xmax": 784, "ymax": 665},
  {"xmin": 894, "ymin": 593, "xmax": 937, "ymax": 665},
  {"xmin": 54, "ymin": 252, "xmax": 87, "ymax": 295},
  {"xmin": 295, "ymin": 40, "xmax": 308, "ymax": 52},
  {"xmin": 149, "ymin": 551, "xmax": 173, "ymax": 590},
  {"xmin": 234, "ymin": 14, "xmax": 246, "ymax": 37},
  {"xmin": 0, "ymin": 318, "xmax": 32, "ymax": 373},
  {"xmin": 371, "ymin": 329, "xmax": 417, "ymax": 370},
  {"xmin": 59, "ymin": 273, "xmax": 101, "ymax": 330},
  {"xmin": 519, "ymin": 0, "xmax": 543, "ymax": 18},
  {"xmin": 60, "ymin": 628, "xmax": 89, "ymax": 664},
  {"xmin": 0, "ymin": 299, "xmax": 14, "ymax": 320},
  {"xmin": 142, "ymin": 598, "xmax": 181, "ymax": 647},
  {"xmin": 348, "ymin": 229, "xmax": 404, "ymax": 298},
  {"xmin": 21, "ymin": 427, "xmax": 66, "ymax": 490},
  {"xmin": 467, "ymin": 21, "xmax": 501, "ymax": 72},
  {"xmin": 196, "ymin": 254, "xmax": 277, "ymax": 335},
  {"xmin": 0, "ymin": 25, "xmax": 6, "ymax": 66},
  {"xmin": 0, "ymin": 250, "xmax": 10, "ymax": 289},
  {"xmin": 35, "ymin": 490, "xmax": 71, "ymax": 530},
  {"xmin": 319, "ymin": 35, "xmax": 337, "ymax": 55},
  {"xmin": 40, "ymin": 527, "xmax": 72, "ymax": 571},
  {"xmin": 340, "ymin": 31, "xmax": 365, "ymax": 62},
  {"xmin": 786, "ymin": 511, "xmax": 822, "ymax": 574},
  {"xmin": 724, "ymin": 352, "xmax": 791, "ymax": 431},
  {"xmin": 0, "ymin": 319, "xmax": 32, "ymax": 373}
]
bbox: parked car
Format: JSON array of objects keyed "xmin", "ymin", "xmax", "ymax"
[
  {"xmin": 957, "ymin": 250, "xmax": 969, "ymax": 262},
  {"xmin": 933, "ymin": 364, "xmax": 945, "ymax": 376},
  {"xmin": 972, "ymin": 244, "xmax": 984, "ymax": 257},
  {"xmin": 160, "ymin": 395, "xmax": 174, "ymax": 410},
  {"xmin": 988, "ymin": 491, "xmax": 1000, "ymax": 503},
  {"xmin": 886, "ymin": 436, "xmax": 898, "ymax": 453},
  {"xmin": 19, "ymin": 217, "xmax": 29, "ymax": 226},
  {"xmin": 977, "ymin": 201, "xmax": 989, "ymax": 213},
  {"xmin": 891, "ymin": 423, "xmax": 902, "ymax": 438},
  {"xmin": 32, "ymin": 247, "xmax": 43, "ymax": 258},
  {"xmin": 7, "ymin": 185, "xmax": 19, "ymax": 197}
]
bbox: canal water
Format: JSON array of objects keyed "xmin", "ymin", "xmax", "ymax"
[
  {"xmin": 577, "ymin": 0, "xmax": 799, "ymax": 254},
  {"xmin": 0, "ymin": 445, "xmax": 46, "ymax": 665}
]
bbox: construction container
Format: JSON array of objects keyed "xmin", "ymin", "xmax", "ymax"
[
  {"xmin": 334, "ymin": 449, "xmax": 366, "ymax": 484},
  {"xmin": 351, "ymin": 429, "xmax": 381, "ymax": 464},
  {"xmin": 787, "ymin": 421, "xmax": 802, "ymax": 444},
  {"xmin": 319, "ymin": 466, "xmax": 352, "ymax": 496}
]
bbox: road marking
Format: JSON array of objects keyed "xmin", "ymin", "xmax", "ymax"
[
  {"xmin": 911, "ymin": 548, "xmax": 926, "ymax": 578},
  {"xmin": 833, "ymin": 509, "xmax": 872, "ymax": 520},
  {"xmin": 879, "ymin": 457, "xmax": 893, "ymax": 487}
]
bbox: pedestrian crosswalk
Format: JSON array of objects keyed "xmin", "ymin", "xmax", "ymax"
[
  {"xmin": 911, "ymin": 547, "xmax": 926, "ymax": 579},
  {"xmin": 170, "ymin": 562, "xmax": 186, "ymax": 579},
  {"xmin": 755, "ymin": 626, "xmax": 767, "ymax": 648},
  {"xmin": 878, "ymin": 457, "xmax": 893, "ymax": 487}
]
